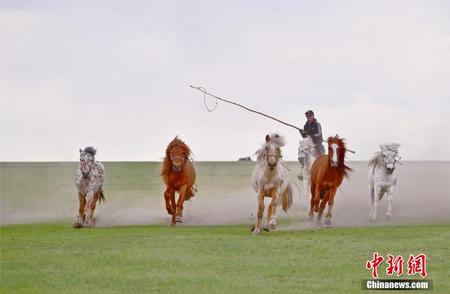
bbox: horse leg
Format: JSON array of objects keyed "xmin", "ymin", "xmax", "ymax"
[
  {"xmin": 89, "ymin": 196, "xmax": 97, "ymax": 226},
  {"xmin": 317, "ymin": 191, "xmax": 328, "ymax": 226},
  {"xmin": 73, "ymin": 193, "xmax": 85, "ymax": 228},
  {"xmin": 324, "ymin": 188, "xmax": 337, "ymax": 226},
  {"xmin": 164, "ymin": 188, "xmax": 175, "ymax": 216},
  {"xmin": 313, "ymin": 185, "xmax": 321, "ymax": 213},
  {"xmin": 308, "ymin": 183, "xmax": 316, "ymax": 220},
  {"xmin": 305, "ymin": 178, "xmax": 311, "ymax": 203},
  {"xmin": 370, "ymin": 186, "xmax": 381, "ymax": 222},
  {"xmin": 265, "ymin": 188, "xmax": 278, "ymax": 231},
  {"xmin": 84, "ymin": 191, "xmax": 95, "ymax": 227},
  {"xmin": 253, "ymin": 191, "xmax": 265, "ymax": 235},
  {"xmin": 175, "ymin": 185, "xmax": 187, "ymax": 223},
  {"xmin": 386, "ymin": 186, "xmax": 394, "ymax": 220},
  {"xmin": 169, "ymin": 190, "xmax": 177, "ymax": 226},
  {"xmin": 369, "ymin": 184, "xmax": 375, "ymax": 221}
]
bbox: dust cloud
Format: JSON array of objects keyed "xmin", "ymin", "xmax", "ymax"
[{"xmin": 1, "ymin": 162, "xmax": 449, "ymax": 229}]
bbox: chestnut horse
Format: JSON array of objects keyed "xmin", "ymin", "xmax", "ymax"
[
  {"xmin": 161, "ymin": 136, "xmax": 196, "ymax": 226},
  {"xmin": 309, "ymin": 135, "xmax": 352, "ymax": 226}
]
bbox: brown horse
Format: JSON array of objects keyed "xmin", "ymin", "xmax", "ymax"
[
  {"xmin": 161, "ymin": 136, "xmax": 197, "ymax": 226},
  {"xmin": 309, "ymin": 135, "xmax": 352, "ymax": 225}
]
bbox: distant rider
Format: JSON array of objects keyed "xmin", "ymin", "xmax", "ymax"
[{"xmin": 299, "ymin": 110, "xmax": 325, "ymax": 156}]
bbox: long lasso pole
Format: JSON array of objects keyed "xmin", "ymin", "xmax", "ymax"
[
  {"xmin": 190, "ymin": 85, "xmax": 302, "ymax": 131},
  {"xmin": 190, "ymin": 85, "xmax": 356, "ymax": 153}
]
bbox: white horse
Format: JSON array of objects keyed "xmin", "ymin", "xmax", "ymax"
[
  {"xmin": 297, "ymin": 136, "xmax": 317, "ymax": 201},
  {"xmin": 368, "ymin": 143, "xmax": 401, "ymax": 222},
  {"xmin": 251, "ymin": 133, "xmax": 299, "ymax": 235}
]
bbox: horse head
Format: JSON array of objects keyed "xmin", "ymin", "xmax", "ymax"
[
  {"xmin": 298, "ymin": 136, "xmax": 315, "ymax": 165},
  {"xmin": 166, "ymin": 137, "xmax": 191, "ymax": 172},
  {"xmin": 257, "ymin": 133, "xmax": 284, "ymax": 170},
  {"xmin": 380, "ymin": 143, "xmax": 401, "ymax": 174},
  {"xmin": 327, "ymin": 135, "xmax": 347, "ymax": 168},
  {"xmin": 79, "ymin": 147, "xmax": 96, "ymax": 178}
]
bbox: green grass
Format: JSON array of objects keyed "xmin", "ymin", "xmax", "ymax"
[{"xmin": 1, "ymin": 223, "xmax": 449, "ymax": 293}]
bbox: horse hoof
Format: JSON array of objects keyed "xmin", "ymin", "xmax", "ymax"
[
  {"xmin": 386, "ymin": 214, "xmax": 392, "ymax": 220},
  {"xmin": 263, "ymin": 225, "xmax": 270, "ymax": 232},
  {"xmin": 269, "ymin": 223, "xmax": 276, "ymax": 230},
  {"xmin": 252, "ymin": 228, "xmax": 261, "ymax": 235},
  {"xmin": 175, "ymin": 216, "xmax": 183, "ymax": 223},
  {"xmin": 369, "ymin": 217, "xmax": 376, "ymax": 223},
  {"xmin": 324, "ymin": 219, "xmax": 331, "ymax": 226},
  {"xmin": 72, "ymin": 223, "xmax": 83, "ymax": 229},
  {"xmin": 308, "ymin": 214, "xmax": 314, "ymax": 221}
]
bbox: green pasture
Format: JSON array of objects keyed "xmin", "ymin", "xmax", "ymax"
[
  {"xmin": 1, "ymin": 162, "xmax": 449, "ymax": 293},
  {"xmin": 1, "ymin": 223, "xmax": 449, "ymax": 293}
]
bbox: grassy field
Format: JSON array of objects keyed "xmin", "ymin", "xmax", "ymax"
[
  {"xmin": 1, "ymin": 223, "xmax": 449, "ymax": 293},
  {"xmin": 1, "ymin": 162, "xmax": 449, "ymax": 293}
]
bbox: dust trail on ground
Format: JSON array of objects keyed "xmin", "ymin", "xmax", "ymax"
[
  {"xmin": 94, "ymin": 189, "xmax": 257, "ymax": 227},
  {"xmin": 2, "ymin": 162, "xmax": 449, "ymax": 229},
  {"xmin": 281, "ymin": 161, "xmax": 450, "ymax": 231}
]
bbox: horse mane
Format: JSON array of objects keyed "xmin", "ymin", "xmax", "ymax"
[
  {"xmin": 328, "ymin": 135, "xmax": 352, "ymax": 177},
  {"xmin": 83, "ymin": 146, "xmax": 96, "ymax": 157},
  {"xmin": 161, "ymin": 136, "xmax": 191, "ymax": 177},
  {"xmin": 368, "ymin": 152, "xmax": 382, "ymax": 169},
  {"xmin": 383, "ymin": 143, "xmax": 400, "ymax": 153},
  {"xmin": 269, "ymin": 133, "xmax": 285, "ymax": 147}
]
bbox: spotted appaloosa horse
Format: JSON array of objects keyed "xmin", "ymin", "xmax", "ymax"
[
  {"xmin": 368, "ymin": 143, "xmax": 401, "ymax": 222},
  {"xmin": 161, "ymin": 137, "xmax": 197, "ymax": 226},
  {"xmin": 73, "ymin": 147, "xmax": 105, "ymax": 228},
  {"xmin": 309, "ymin": 135, "xmax": 352, "ymax": 226}
]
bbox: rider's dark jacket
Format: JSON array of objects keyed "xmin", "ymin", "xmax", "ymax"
[{"xmin": 302, "ymin": 118, "xmax": 323, "ymax": 146}]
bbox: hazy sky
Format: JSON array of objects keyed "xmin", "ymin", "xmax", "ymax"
[{"xmin": 1, "ymin": 0, "xmax": 449, "ymax": 161}]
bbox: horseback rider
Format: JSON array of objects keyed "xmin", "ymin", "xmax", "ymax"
[{"xmin": 299, "ymin": 110, "xmax": 325, "ymax": 156}]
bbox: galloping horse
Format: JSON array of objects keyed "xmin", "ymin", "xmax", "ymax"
[
  {"xmin": 74, "ymin": 147, "xmax": 105, "ymax": 228},
  {"xmin": 368, "ymin": 143, "xmax": 401, "ymax": 222},
  {"xmin": 310, "ymin": 135, "xmax": 352, "ymax": 225},
  {"xmin": 251, "ymin": 133, "xmax": 299, "ymax": 235},
  {"xmin": 297, "ymin": 136, "xmax": 317, "ymax": 201},
  {"xmin": 161, "ymin": 136, "xmax": 197, "ymax": 226}
]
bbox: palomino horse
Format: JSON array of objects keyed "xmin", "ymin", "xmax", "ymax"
[
  {"xmin": 310, "ymin": 135, "xmax": 352, "ymax": 225},
  {"xmin": 251, "ymin": 133, "xmax": 299, "ymax": 235},
  {"xmin": 161, "ymin": 136, "xmax": 196, "ymax": 226},
  {"xmin": 74, "ymin": 147, "xmax": 105, "ymax": 228},
  {"xmin": 297, "ymin": 136, "xmax": 317, "ymax": 202},
  {"xmin": 368, "ymin": 143, "xmax": 401, "ymax": 222}
]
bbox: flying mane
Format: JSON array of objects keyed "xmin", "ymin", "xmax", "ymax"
[
  {"xmin": 328, "ymin": 135, "xmax": 352, "ymax": 177},
  {"xmin": 83, "ymin": 146, "xmax": 97, "ymax": 157}
]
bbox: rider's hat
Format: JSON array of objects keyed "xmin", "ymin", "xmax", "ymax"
[{"xmin": 305, "ymin": 110, "xmax": 314, "ymax": 116}]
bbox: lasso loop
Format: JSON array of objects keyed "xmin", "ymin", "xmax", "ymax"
[{"xmin": 201, "ymin": 87, "xmax": 218, "ymax": 112}]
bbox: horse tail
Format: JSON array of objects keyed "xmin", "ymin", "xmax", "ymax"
[
  {"xmin": 281, "ymin": 181, "xmax": 298, "ymax": 212},
  {"xmin": 98, "ymin": 188, "xmax": 106, "ymax": 204},
  {"xmin": 185, "ymin": 185, "xmax": 197, "ymax": 201}
]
